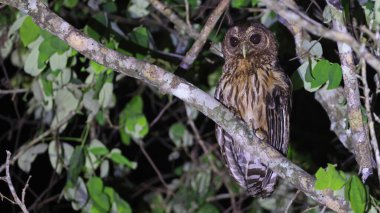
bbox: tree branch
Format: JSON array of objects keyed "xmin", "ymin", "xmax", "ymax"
[
  {"xmin": 261, "ymin": 0, "xmax": 380, "ymax": 76},
  {"xmin": 1, "ymin": 151, "xmax": 29, "ymax": 213},
  {"xmin": 0, "ymin": 0, "xmax": 349, "ymax": 211},
  {"xmin": 179, "ymin": 0, "xmax": 230, "ymax": 69},
  {"xmin": 149, "ymin": 0, "xmax": 199, "ymax": 39},
  {"xmin": 330, "ymin": 2, "xmax": 373, "ymax": 181}
]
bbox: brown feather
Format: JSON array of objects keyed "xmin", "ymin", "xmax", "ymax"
[{"xmin": 215, "ymin": 22, "xmax": 292, "ymax": 197}]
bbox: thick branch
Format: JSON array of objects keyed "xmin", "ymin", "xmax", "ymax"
[
  {"xmin": 330, "ymin": 4, "xmax": 373, "ymax": 181},
  {"xmin": 1, "ymin": 0, "xmax": 349, "ymax": 211},
  {"xmin": 261, "ymin": 0, "xmax": 380, "ymax": 75},
  {"xmin": 179, "ymin": 0, "xmax": 230, "ymax": 69}
]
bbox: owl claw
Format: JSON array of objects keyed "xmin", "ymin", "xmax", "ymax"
[{"xmin": 254, "ymin": 128, "xmax": 267, "ymax": 141}]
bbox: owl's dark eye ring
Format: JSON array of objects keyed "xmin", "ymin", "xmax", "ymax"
[
  {"xmin": 250, "ymin": 34, "xmax": 261, "ymax": 44},
  {"xmin": 229, "ymin": 36, "xmax": 239, "ymax": 47}
]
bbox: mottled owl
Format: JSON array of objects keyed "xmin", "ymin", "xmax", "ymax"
[{"xmin": 215, "ymin": 22, "xmax": 292, "ymax": 197}]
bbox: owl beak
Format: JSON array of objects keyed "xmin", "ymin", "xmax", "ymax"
[{"xmin": 241, "ymin": 43, "xmax": 247, "ymax": 59}]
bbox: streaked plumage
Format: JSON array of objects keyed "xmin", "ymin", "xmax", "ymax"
[{"xmin": 215, "ymin": 22, "xmax": 292, "ymax": 197}]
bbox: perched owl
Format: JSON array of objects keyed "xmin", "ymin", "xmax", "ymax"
[{"xmin": 215, "ymin": 22, "xmax": 292, "ymax": 197}]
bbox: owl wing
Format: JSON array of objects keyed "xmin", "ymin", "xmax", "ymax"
[{"xmin": 265, "ymin": 75, "xmax": 292, "ymax": 155}]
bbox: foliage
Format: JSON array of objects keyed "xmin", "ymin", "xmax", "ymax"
[
  {"xmin": 0, "ymin": 0, "xmax": 380, "ymax": 212},
  {"xmin": 314, "ymin": 164, "xmax": 367, "ymax": 213}
]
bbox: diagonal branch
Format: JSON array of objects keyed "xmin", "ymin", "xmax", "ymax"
[
  {"xmin": 179, "ymin": 0, "xmax": 230, "ymax": 69},
  {"xmin": 1, "ymin": 0, "xmax": 349, "ymax": 211},
  {"xmin": 149, "ymin": 0, "xmax": 199, "ymax": 39}
]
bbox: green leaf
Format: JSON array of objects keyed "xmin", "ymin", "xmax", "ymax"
[
  {"xmin": 68, "ymin": 146, "xmax": 85, "ymax": 183},
  {"xmin": 125, "ymin": 113, "xmax": 149, "ymax": 139},
  {"xmin": 63, "ymin": 0, "xmax": 78, "ymax": 8},
  {"xmin": 126, "ymin": 96, "xmax": 143, "ymax": 114},
  {"xmin": 169, "ymin": 122, "xmax": 186, "ymax": 147},
  {"xmin": 87, "ymin": 177, "xmax": 110, "ymax": 212},
  {"xmin": 129, "ymin": 26, "xmax": 149, "ymax": 48},
  {"xmin": 39, "ymin": 35, "xmax": 69, "ymax": 65},
  {"xmin": 345, "ymin": 175, "xmax": 366, "ymax": 213},
  {"xmin": 327, "ymin": 63, "xmax": 342, "ymax": 89},
  {"xmin": 41, "ymin": 73, "xmax": 53, "ymax": 96},
  {"xmin": 119, "ymin": 96, "xmax": 149, "ymax": 140},
  {"xmin": 198, "ymin": 203, "xmax": 219, "ymax": 213},
  {"xmin": 251, "ymin": 0, "xmax": 260, "ymax": 6},
  {"xmin": 89, "ymin": 146, "xmax": 110, "ymax": 156},
  {"xmin": 311, "ymin": 59, "xmax": 329, "ymax": 88},
  {"xmin": 104, "ymin": 187, "xmax": 132, "ymax": 213},
  {"xmin": 315, "ymin": 164, "xmax": 346, "ymax": 190},
  {"xmin": 20, "ymin": 16, "xmax": 41, "ymax": 46},
  {"xmin": 89, "ymin": 61, "xmax": 107, "ymax": 74},
  {"xmin": 231, "ymin": 0, "xmax": 250, "ymax": 8},
  {"xmin": 109, "ymin": 149, "xmax": 137, "ymax": 169}
]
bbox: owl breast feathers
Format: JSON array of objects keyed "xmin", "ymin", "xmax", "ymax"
[{"xmin": 215, "ymin": 22, "xmax": 292, "ymax": 197}]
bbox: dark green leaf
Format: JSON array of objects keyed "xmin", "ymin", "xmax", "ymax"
[
  {"xmin": 63, "ymin": 0, "xmax": 78, "ymax": 8},
  {"xmin": 129, "ymin": 26, "xmax": 149, "ymax": 48},
  {"xmin": 311, "ymin": 59, "xmax": 329, "ymax": 88},
  {"xmin": 39, "ymin": 33, "xmax": 69, "ymax": 64},
  {"xmin": 327, "ymin": 63, "xmax": 342, "ymax": 89},
  {"xmin": 290, "ymin": 71, "xmax": 304, "ymax": 91},
  {"xmin": 198, "ymin": 203, "xmax": 219, "ymax": 213},
  {"xmin": 41, "ymin": 73, "xmax": 53, "ymax": 96},
  {"xmin": 169, "ymin": 122, "xmax": 186, "ymax": 146},
  {"xmin": 68, "ymin": 146, "xmax": 85, "ymax": 183},
  {"xmin": 231, "ymin": 0, "xmax": 250, "ymax": 8},
  {"xmin": 345, "ymin": 175, "xmax": 366, "ymax": 213}
]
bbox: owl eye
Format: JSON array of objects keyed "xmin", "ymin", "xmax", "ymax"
[
  {"xmin": 250, "ymin": 34, "xmax": 261, "ymax": 44},
  {"xmin": 229, "ymin": 36, "xmax": 239, "ymax": 47}
]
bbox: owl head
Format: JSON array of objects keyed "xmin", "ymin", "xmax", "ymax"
[{"xmin": 222, "ymin": 22, "xmax": 278, "ymax": 61}]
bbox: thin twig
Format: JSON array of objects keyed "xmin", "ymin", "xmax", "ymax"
[
  {"xmin": 0, "ymin": 111, "xmax": 76, "ymax": 173},
  {"xmin": 0, "ymin": 89, "xmax": 28, "ymax": 94},
  {"xmin": 149, "ymin": 0, "xmax": 199, "ymax": 38},
  {"xmin": 150, "ymin": 99, "xmax": 177, "ymax": 128},
  {"xmin": 180, "ymin": 0, "xmax": 230, "ymax": 69},
  {"xmin": 285, "ymin": 190, "xmax": 301, "ymax": 213},
  {"xmin": 184, "ymin": 0, "xmax": 191, "ymax": 27},
  {"xmin": 3, "ymin": 151, "xmax": 29, "ymax": 213},
  {"xmin": 136, "ymin": 140, "xmax": 171, "ymax": 191},
  {"xmin": 21, "ymin": 175, "xmax": 32, "ymax": 204}
]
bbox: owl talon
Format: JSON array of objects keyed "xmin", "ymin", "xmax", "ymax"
[{"xmin": 254, "ymin": 128, "xmax": 267, "ymax": 141}]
